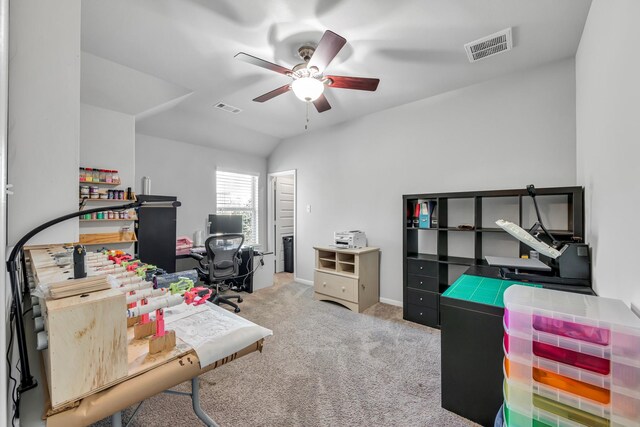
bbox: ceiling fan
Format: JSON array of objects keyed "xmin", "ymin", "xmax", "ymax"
[{"xmin": 235, "ymin": 30, "xmax": 380, "ymax": 113}]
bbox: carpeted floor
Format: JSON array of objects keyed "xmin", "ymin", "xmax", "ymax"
[{"xmin": 93, "ymin": 281, "xmax": 477, "ymax": 427}]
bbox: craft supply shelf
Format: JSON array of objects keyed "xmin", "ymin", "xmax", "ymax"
[
  {"xmin": 79, "ymin": 181, "xmax": 121, "ymax": 186},
  {"xmin": 79, "ymin": 217, "xmax": 137, "ymax": 222},
  {"xmin": 79, "ymin": 232, "xmax": 138, "ymax": 245}
]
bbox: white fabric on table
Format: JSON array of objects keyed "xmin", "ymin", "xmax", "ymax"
[{"xmin": 163, "ymin": 302, "xmax": 272, "ymax": 368}]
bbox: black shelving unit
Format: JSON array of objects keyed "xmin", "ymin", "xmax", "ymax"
[{"xmin": 403, "ymin": 186, "xmax": 584, "ymax": 328}]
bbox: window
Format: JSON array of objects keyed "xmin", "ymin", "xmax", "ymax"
[{"xmin": 216, "ymin": 171, "xmax": 259, "ymax": 244}]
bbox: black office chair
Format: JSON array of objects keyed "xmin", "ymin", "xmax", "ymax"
[{"xmin": 191, "ymin": 234, "xmax": 244, "ymax": 313}]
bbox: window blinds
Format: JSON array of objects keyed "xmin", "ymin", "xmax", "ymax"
[{"xmin": 216, "ymin": 171, "xmax": 259, "ymax": 244}]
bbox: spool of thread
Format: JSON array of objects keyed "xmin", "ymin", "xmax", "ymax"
[{"xmin": 153, "ymin": 270, "xmax": 198, "ymax": 288}]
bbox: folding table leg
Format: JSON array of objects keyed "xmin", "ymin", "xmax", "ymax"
[
  {"xmin": 191, "ymin": 376, "xmax": 219, "ymax": 427},
  {"xmin": 111, "ymin": 411, "xmax": 122, "ymax": 427}
]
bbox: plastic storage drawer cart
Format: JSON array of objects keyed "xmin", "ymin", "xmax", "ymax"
[{"xmin": 502, "ymin": 285, "xmax": 640, "ymax": 427}]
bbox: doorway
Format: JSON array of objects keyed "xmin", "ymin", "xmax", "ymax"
[{"xmin": 268, "ymin": 170, "xmax": 296, "ymax": 285}]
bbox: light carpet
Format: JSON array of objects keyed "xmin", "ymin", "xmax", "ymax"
[{"xmin": 93, "ymin": 281, "xmax": 476, "ymax": 426}]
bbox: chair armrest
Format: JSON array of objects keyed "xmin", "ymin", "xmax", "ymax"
[{"xmin": 189, "ymin": 252, "xmax": 204, "ymax": 261}]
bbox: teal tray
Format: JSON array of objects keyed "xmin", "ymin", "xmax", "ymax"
[{"xmin": 442, "ymin": 274, "xmax": 542, "ymax": 308}]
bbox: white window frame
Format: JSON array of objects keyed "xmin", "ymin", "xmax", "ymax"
[{"xmin": 216, "ymin": 170, "xmax": 259, "ymax": 245}]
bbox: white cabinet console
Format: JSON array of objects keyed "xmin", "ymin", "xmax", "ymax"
[{"xmin": 313, "ymin": 246, "xmax": 380, "ymax": 312}]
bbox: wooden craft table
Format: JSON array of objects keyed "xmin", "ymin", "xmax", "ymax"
[{"xmin": 23, "ymin": 246, "xmax": 267, "ymax": 427}]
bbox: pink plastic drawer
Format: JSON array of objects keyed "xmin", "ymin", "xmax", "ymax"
[
  {"xmin": 533, "ymin": 341, "xmax": 610, "ymax": 375},
  {"xmin": 532, "ymin": 315, "xmax": 610, "ymax": 346}
]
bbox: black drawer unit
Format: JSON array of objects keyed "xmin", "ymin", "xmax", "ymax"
[
  {"xmin": 406, "ymin": 303, "xmax": 438, "ymax": 326},
  {"xmin": 407, "ymin": 259, "xmax": 437, "ymax": 277},
  {"xmin": 407, "ymin": 288, "xmax": 438, "ymax": 309},
  {"xmin": 407, "ymin": 274, "xmax": 439, "ymax": 293}
]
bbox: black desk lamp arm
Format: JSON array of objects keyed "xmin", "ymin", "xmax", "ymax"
[{"xmin": 526, "ymin": 184, "xmax": 559, "ymax": 247}]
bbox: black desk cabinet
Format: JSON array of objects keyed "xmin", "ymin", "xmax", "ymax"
[{"xmin": 440, "ymin": 294, "xmax": 505, "ymax": 427}]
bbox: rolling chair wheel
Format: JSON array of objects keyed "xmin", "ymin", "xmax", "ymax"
[
  {"xmin": 238, "ymin": 297, "xmax": 243, "ymax": 303},
  {"xmin": 234, "ymin": 307, "xmax": 241, "ymax": 313}
]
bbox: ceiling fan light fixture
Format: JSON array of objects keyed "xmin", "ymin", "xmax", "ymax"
[{"xmin": 291, "ymin": 77, "xmax": 324, "ymax": 102}]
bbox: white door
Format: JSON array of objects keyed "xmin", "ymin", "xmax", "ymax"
[{"xmin": 274, "ymin": 174, "xmax": 294, "ymax": 272}]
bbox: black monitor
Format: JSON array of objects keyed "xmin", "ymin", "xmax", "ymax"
[{"xmin": 208, "ymin": 214, "xmax": 243, "ymax": 235}]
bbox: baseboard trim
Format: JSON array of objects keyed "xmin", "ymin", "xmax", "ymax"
[
  {"xmin": 295, "ymin": 277, "xmax": 313, "ymax": 286},
  {"xmin": 379, "ymin": 297, "xmax": 403, "ymax": 307}
]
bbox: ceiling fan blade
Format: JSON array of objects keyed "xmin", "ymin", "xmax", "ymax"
[
  {"xmin": 312, "ymin": 94, "xmax": 331, "ymax": 113},
  {"xmin": 235, "ymin": 52, "xmax": 293, "ymax": 76},
  {"xmin": 307, "ymin": 30, "xmax": 346, "ymax": 72},
  {"xmin": 253, "ymin": 84, "xmax": 291, "ymax": 103},
  {"xmin": 325, "ymin": 75, "xmax": 380, "ymax": 91}
]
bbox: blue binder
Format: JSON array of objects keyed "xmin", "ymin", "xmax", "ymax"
[{"xmin": 419, "ymin": 201, "xmax": 437, "ymax": 228}]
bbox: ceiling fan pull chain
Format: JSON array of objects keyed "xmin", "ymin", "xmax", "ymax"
[{"xmin": 305, "ymin": 101, "xmax": 310, "ymax": 130}]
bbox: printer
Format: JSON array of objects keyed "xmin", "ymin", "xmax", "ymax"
[{"xmin": 334, "ymin": 231, "xmax": 367, "ymax": 248}]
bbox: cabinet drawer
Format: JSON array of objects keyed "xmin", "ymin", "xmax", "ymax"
[
  {"xmin": 314, "ymin": 271, "xmax": 358, "ymax": 303},
  {"xmin": 406, "ymin": 304, "xmax": 438, "ymax": 327},
  {"xmin": 407, "ymin": 274, "xmax": 438, "ymax": 292},
  {"xmin": 407, "ymin": 259, "xmax": 437, "ymax": 277},
  {"xmin": 407, "ymin": 288, "xmax": 438, "ymax": 309}
]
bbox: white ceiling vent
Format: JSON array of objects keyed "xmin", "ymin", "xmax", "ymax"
[
  {"xmin": 464, "ymin": 28, "xmax": 513, "ymax": 63},
  {"xmin": 214, "ymin": 102, "xmax": 242, "ymax": 114}
]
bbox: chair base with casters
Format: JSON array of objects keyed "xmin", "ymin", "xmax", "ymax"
[
  {"xmin": 208, "ymin": 280, "xmax": 243, "ymax": 313},
  {"xmin": 190, "ymin": 234, "xmax": 246, "ymax": 313}
]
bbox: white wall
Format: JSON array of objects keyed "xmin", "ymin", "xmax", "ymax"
[
  {"xmin": 135, "ymin": 134, "xmax": 268, "ymax": 245},
  {"xmin": 1, "ymin": 0, "xmax": 8, "ymax": 422},
  {"xmin": 80, "ymin": 104, "xmax": 135, "ymax": 190},
  {"xmin": 7, "ymin": 0, "xmax": 81, "ymax": 246},
  {"xmin": 6, "ymin": 1, "xmax": 80, "ymax": 422},
  {"xmin": 269, "ymin": 59, "xmax": 577, "ymax": 304},
  {"xmin": 576, "ymin": 0, "xmax": 640, "ymax": 305}
]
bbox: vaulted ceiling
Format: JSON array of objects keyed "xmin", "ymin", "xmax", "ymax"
[{"xmin": 81, "ymin": 0, "xmax": 592, "ymax": 157}]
